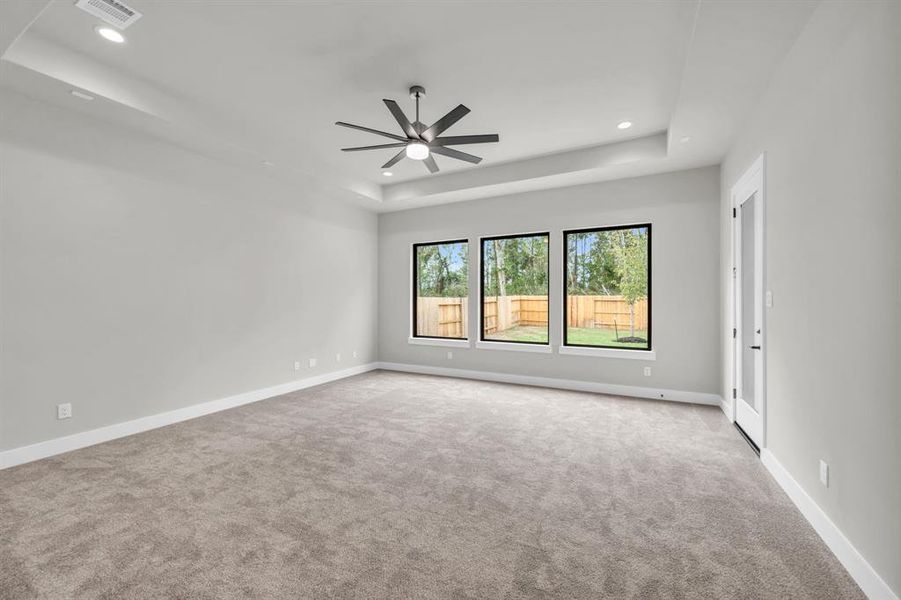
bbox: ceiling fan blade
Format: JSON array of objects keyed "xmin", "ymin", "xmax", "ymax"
[
  {"xmin": 383, "ymin": 99, "xmax": 418, "ymax": 139},
  {"xmin": 341, "ymin": 143, "xmax": 407, "ymax": 152},
  {"xmin": 433, "ymin": 134, "xmax": 499, "ymax": 146},
  {"xmin": 421, "ymin": 104, "xmax": 470, "ymax": 141},
  {"xmin": 335, "ymin": 121, "xmax": 407, "ymax": 142},
  {"xmin": 382, "ymin": 148, "xmax": 407, "ymax": 169},
  {"xmin": 423, "ymin": 154, "xmax": 439, "ymax": 174},
  {"xmin": 430, "ymin": 145, "xmax": 482, "ymax": 164}
]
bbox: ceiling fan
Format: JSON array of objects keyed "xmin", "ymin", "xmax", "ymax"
[{"xmin": 336, "ymin": 85, "xmax": 500, "ymax": 174}]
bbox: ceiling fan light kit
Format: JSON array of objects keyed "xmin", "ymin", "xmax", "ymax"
[
  {"xmin": 336, "ymin": 85, "xmax": 500, "ymax": 174},
  {"xmin": 405, "ymin": 142, "xmax": 429, "ymax": 160}
]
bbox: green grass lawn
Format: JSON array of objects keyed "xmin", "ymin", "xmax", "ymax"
[
  {"xmin": 485, "ymin": 325, "xmax": 649, "ymax": 348},
  {"xmin": 566, "ymin": 327, "xmax": 648, "ymax": 348}
]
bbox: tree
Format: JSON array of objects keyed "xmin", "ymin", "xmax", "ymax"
[
  {"xmin": 417, "ymin": 243, "xmax": 467, "ymax": 297},
  {"xmin": 493, "ymin": 239, "xmax": 507, "ymax": 298},
  {"xmin": 586, "ymin": 232, "xmax": 617, "ymax": 295},
  {"xmin": 612, "ymin": 229, "xmax": 648, "ymax": 337}
]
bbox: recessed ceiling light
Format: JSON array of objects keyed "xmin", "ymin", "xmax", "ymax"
[
  {"xmin": 382, "ymin": 171, "xmax": 393, "ymax": 177},
  {"xmin": 70, "ymin": 90, "xmax": 94, "ymax": 101},
  {"xmin": 617, "ymin": 121, "xmax": 633, "ymax": 130},
  {"xmin": 261, "ymin": 160, "xmax": 274, "ymax": 167},
  {"xmin": 95, "ymin": 26, "xmax": 125, "ymax": 44},
  {"xmin": 680, "ymin": 135, "xmax": 692, "ymax": 143}
]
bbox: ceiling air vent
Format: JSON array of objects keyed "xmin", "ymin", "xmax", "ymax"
[{"xmin": 75, "ymin": 0, "xmax": 142, "ymax": 29}]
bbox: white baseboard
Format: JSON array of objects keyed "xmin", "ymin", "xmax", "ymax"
[
  {"xmin": 0, "ymin": 363, "xmax": 378, "ymax": 471},
  {"xmin": 761, "ymin": 449, "xmax": 898, "ymax": 600},
  {"xmin": 376, "ymin": 361, "xmax": 722, "ymax": 406},
  {"xmin": 720, "ymin": 396, "xmax": 734, "ymax": 421}
]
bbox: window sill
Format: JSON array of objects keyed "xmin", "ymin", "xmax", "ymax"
[
  {"xmin": 559, "ymin": 346, "xmax": 656, "ymax": 360},
  {"xmin": 408, "ymin": 337, "xmax": 471, "ymax": 348},
  {"xmin": 475, "ymin": 341, "xmax": 553, "ymax": 354}
]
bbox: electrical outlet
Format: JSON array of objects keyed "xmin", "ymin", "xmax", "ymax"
[
  {"xmin": 819, "ymin": 460, "xmax": 829, "ymax": 487},
  {"xmin": 447, "ymin": 351, "xmax": 453, "ymax": 360},
  {"xmin": 352, "ymin": 350, "xmax": 358, "ymax": 359},
  {"xmin": 294, "ymin": 361, "xmax": 301, "ymax": 371},
  {"xmin": 308, "ymin": 358, "xmax": 317, "ymax": 368},
  {"xmin": 336, "ymin": 353, "xmax": 341, "ymax": 363},
  {"xmin": 643, "ymin": 366, "xmax": 652, "ymax": 377},
  {"xmin": 766, "ymin": 290, "xmax": 773, "ymax": 308},
  {"xmin": 57, "ymin": 403, "xmax": 72, "ymax": 420}
]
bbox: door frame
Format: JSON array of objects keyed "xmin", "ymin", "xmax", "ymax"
[{"xmin": 730, "ymin": 153, "xmax": 767, "ymax": 450}]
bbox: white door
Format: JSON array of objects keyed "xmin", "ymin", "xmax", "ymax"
[{"xmin": 733, "ymin": 157, "xmax": 765, "ymax": 449}]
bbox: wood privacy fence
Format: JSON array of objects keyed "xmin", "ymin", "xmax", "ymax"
[
  {"xmin": 566, "ymin": 295, "xmax": 648, "ymax": 331},
  {"xmin": 416, "ymin": 297, "xmax": 467, "ymax": 338},
  {"xmin": 485, "ymin": 295, "xmax": 646, "ymax": 333},
  {"xmin": 418, "ymin": 295, "xmax": 647, "ymax": 337},
  {"xmin": 483, "ymin": 295, "xmax": 548, "ymax": 334}
]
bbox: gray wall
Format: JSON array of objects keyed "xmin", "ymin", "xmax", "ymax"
[
  {"xmin": 0, "ymin": 90, "xmax": 378, "ymax": 451},
  {"xmin": 379, "ymin": 166, "xmax": 721, "ymax": 395},
  {"xmin": 720, "ymin": 1, "xmax": 901, "ymax": 592}
]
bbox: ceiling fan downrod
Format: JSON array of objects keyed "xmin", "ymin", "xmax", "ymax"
[{"xmin": 410, "ymin": 85, "xmax": 425, "ymax": 133}]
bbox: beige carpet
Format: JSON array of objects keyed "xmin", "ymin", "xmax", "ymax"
[{"xmin": 0, "ymin": 371, "xmax": 861, "ymax": 599}]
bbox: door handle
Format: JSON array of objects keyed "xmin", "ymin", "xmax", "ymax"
[{"xmin": 750, "ymin": 345, "xmax": 761, "ymax": 350}]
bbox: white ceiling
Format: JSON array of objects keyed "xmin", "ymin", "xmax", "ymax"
[{"xmin": 0, "ymin": 0, "xmax": 817, "ymax": 211}]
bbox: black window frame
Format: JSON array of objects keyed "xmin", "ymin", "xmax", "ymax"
[
  {"xmin": 412, "ymin": 239, "xmax": 470, "ymax": 340},
  {"xmin": 479, "ymin": 231, "xmax": 551, "ymax": 345},
  {"xmin": 562, "ymin": 223, "xmax": 652, "ymax": 351}
]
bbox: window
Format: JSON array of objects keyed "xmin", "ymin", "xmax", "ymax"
[
  {"xmin": 481, "ymin": 233, "xmax": 549, "ymax": 344},
  {"xmin": 413, "ymin": 240, "xmax": 469, "ymax": 339},
  {"xmin": 563, "ymin": 224, "xmax": 651, "ymax": 350}
]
